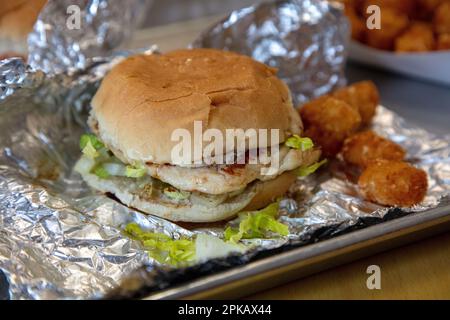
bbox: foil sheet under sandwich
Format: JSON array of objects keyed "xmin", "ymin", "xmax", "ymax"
[{"xmin": 0, "ymin": 0, "xmax": 449, "ymax": 299}]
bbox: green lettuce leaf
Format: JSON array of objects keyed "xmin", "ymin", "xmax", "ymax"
[
  {"xmin": 297, "ymin": 159, "xmax": 328, "ymax": 177},
  {"xmin": 80, "ymin": 134, "xmax": 104, "ymax": 150},
  {"xmin": 125, "ymin": 164, "xmax": 147, "ymax": 178},
  {"xmin": 81, "ymin": 140, "xmax": 99, "ymax": 159},
  {"xmin": 123, "ymin": 223, "xmax": 195, "ymax": 266},
  {"xmin": 79, "ymin": 134, "xmax": 149, "ymax": 179},
  {"xmin": 80, "ymin": 134, "xmax": 105, "ymax": 159},
  {"xmin": 285, "ymin": 135, "xmax": 314, "ymax": 151},
  {"xmin": 224, "ymin": 202, "xmax": 289, "ymax": 243},
  {"xmin": 93, "ymin": 164, "xmax": 110, "ymax": 179}
]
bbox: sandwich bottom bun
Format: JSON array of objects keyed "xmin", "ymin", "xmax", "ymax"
[
  {"xmin": 242, "ymin": 171, "xmax": 297, "ymax": 211},
  {"xmin": 78, "ymin": 167, "xmax": 297, "ymax": 222}
]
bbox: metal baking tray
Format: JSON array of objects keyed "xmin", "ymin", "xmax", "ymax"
[{"xmin": 141, "ymin": 203, "xmax": 450, "ymax": 299}]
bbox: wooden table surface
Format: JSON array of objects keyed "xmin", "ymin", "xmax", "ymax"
[
  {"xmin": 248, "ymin": 232, "xmax": 450, "ymax": 299},
  {"xmin": 131, "ymin": 17, "xmax": 450, "ymax": 300}
]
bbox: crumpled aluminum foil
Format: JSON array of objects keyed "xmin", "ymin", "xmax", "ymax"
[
  {"xmin": 0, "ymin": 0, "xmax": 449, "ymax": 300},
  {"xmin": 28, "ymin": 0, "xmax": 152, "ymax": 74},
  {"xmin": 192, "ymin": 0, "xmax": 350, "ymax": 105}
]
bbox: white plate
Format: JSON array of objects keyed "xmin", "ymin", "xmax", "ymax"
[{"xmin": 349, "ymin": 41, "xmax": 450, "ymax": 86}]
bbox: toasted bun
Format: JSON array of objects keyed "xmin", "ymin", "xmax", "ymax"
[
  {"xmin": 79, "ymin": 168, "xmax": 297, "ymax": 222},
  {"xmin": 242, "ymin": 170, "xmax": 297, "ymax": 211},
  {"xmin": 91, "ymin": 49, "xmax": 303, "ymax": 165},
  {"xmin": 0, "ymin": 0, "xmax": 47, "ymax": 55}
]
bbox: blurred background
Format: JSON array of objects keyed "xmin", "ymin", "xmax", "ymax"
[{"xmin": 142, "ymin": 0, "xmax": 264, "ymax": 27}]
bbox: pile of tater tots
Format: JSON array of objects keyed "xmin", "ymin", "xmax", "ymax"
[
  {"xmin": 337, "ymin": 0, "xmax": 450, "ymax": 52},
  {"xmin": 299, "ymin": 81, "xmax": 428, "ymax": 207}
]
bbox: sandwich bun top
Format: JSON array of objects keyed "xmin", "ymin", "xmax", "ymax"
[
  {"xmin": 91, "ymin": 48, "xmax": 303, "ymax": 165},
  {"xmin": 0, "ymin": 0, "xmax": 47, "ymax": 54}
]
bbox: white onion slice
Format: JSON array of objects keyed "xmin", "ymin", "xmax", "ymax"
[
  {"xmin": 195, "ymin": 234, "xmax": 245, "ymax": 262},
  {"xmin": 102, "ymin": 162, "xmax": 127, "ymax": 176},
  {"xmin": 74, "ymin": 156, "xmax": 96, "ymax": 174}
]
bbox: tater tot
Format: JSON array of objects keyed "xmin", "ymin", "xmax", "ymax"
[
  {"xmin": 395, "ymin": 22, "xmax": 435, "ymax": 52},
  {"xmin": 365, "ymin": 8, "xmax": 409, "ymax": 50},
  {"xmin": 300, "ymin": 97, "xmax": 362, "ymax": 157},
  {"xmin": 358, "ymin": 160, "xmax": 428, "ymax": 207},
  {"xmin": 434, "ymin": 2, "xmax": 450, "ymax": 34},
  {"xmin": 437, "ymin": 33, "xmax": 450, "ymax": 49},
  {"xmin": 332, "ymin": 81, "xmax": 379, "ymax": 126},
  {"xmin": 342, "ymin": 131, "xmax": 406, "ymax": 168}
]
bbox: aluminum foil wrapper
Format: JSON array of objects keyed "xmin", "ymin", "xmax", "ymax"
[
  {"xmin": 192, "ymin": 0, "xmax": 350, "ymax": 105},
  {"xmin": 28, "ymin": 0, "xmax": 152, "ymax": 74},
  {"xmin": 0, "ymin": 0, "xmax": 449, "ymax": 300}
]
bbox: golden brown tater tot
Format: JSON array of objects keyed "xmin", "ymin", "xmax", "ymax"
[
  {"xmin": 300, "ymin": 97, "xmax": 362, "ymax": 157},
  {"xmin": 358, "ymin": 160, "xmax": 428, "ymax": 207},
  {"xmin": 332, "ymin": 81, "xmax": 379, "ymax": 126},
  {"xmin": 365, "ymin": 8, "xmax": 409, "ymax": 50},
  {"xmin": 395, "ymin": 22, "xmax": 435, "ymax": 52},
  {"xmin": 342, "ymin": 130, "xmax": 406, "ymax": 168}
]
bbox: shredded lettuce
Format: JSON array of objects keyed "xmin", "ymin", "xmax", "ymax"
[
  {"xmin": 164, "ymin": 187, "xmax": 191, "ymax": 201},
  {"xmin": 93, "ymin": 164, "xmax": 110, "ymax": 179},
  {"xmin": 78, "ymin": 134, "xmax": 150, "ymax": 180},
  {"xmin": 224, "ymin": 202, "xmax": 289, "ymax": 243},
  {"xmin": 81, "ymin": 140, "xmax": 99, "ymax": 159},
  {"xmin": 124, "ymin": 223, "xmax": 247, "ymax": 265},
  {"xmin": 123, "ymin": 223, "xmax": 195, "ymax": 266},
  {"xmin": 297, "ymin": 159, "xmax": 328, "ymax": 177},
  {"xmin": 285, "ymin": 135, "xmax": 314, "ymax": 151},
  {"xmin": 125, "ymin": 164, "xmax": 147, "ymax": 178},
  {"xmin": 80, "ymin": 134, "xmax": 105, "ymax": 150},
  {"xmin": 80, "ymin": 134, "xmax": 105, "ymax": 159}
]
